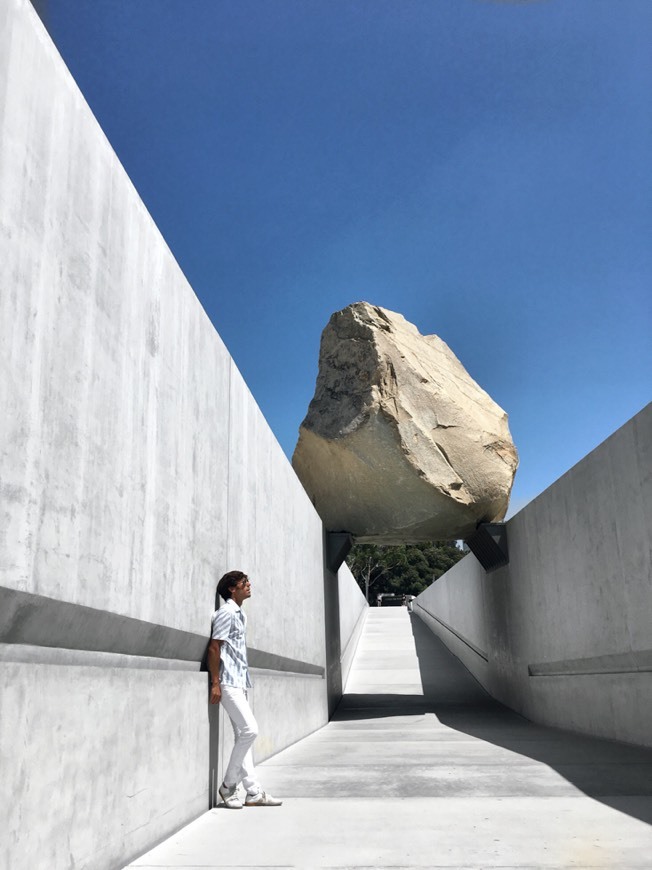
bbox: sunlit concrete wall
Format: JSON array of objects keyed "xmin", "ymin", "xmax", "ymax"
[
  {"xmin": 0, "ymin": 3, "xmax": 365, "ymax": 868},
  {"xmin": 415, "ymin": 404, "xmax": 652, "ymax": 748},
  {"xmin": 339, "ymin": 563, "xmax": 368, "ymax": 690}
]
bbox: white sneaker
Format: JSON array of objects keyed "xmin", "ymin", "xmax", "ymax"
[
  {"xmin": 218, "ymin": 782, "xmax": 242, "ymax": 809},
  {"xmin": 244, "ymin": 790, "xmax": 283, "ymax": 807}
]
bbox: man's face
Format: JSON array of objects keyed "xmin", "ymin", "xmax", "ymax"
[{"xmin": 231, "ymin": 576, "xmax": 252, "ymax": 606}]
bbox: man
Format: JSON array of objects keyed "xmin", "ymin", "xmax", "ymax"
[{"xmin": 208, "ymin": 570, "xmax": 282, "ymax": 809}]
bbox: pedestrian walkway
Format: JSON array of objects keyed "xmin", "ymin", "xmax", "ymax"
[{"xmin": 126, "ymin": 608, "xmax": 652, "ymax": 869}]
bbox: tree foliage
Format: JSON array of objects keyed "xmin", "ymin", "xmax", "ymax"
[{"xmin": 346, "ymin": 541, "xmax": 465, "ymax": 602}]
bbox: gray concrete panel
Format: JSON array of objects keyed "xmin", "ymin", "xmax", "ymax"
[
  {"xmin": 248, "ymin": 671, "xmax": 329, "ymax": 763},
  {"xmin": 0, "ymin": 661, "xmax": 208, "ymax": 870},
  {"xmin": 224, "ymin": 360, "xmax": 260, "ymax": 579},
  {"xmin": 414, "ymin": 596, "xmax": 491, "ymax": 692},
  {"xmin": 338, "ymin": 562, "xmax": 368, "ymax": 689},
  {"xmin": 249, "ymin": 408, "xmax": 326, "ymax": 667},
  {"xmin": 0, "ymin": 0, "xmax": 232, "ymax": 633},
  {"xmin": 416, "ymin": 405, "xmax": 652, "ymax": 747},
  {"xmin": 225, "ymin": 362, "xmax": 327, "ymax": 668},
  {"xmin": 337, "ymin": 563, "xmax": 367, "ymax": 647},
  {"xmin": 322, "ymin": 562, "xmax": 343, "ymax": 716},
  {"xmin": 414, "ymin": 557, "xmax": 488, "ymax": 659},
  {"xmin": 0, "ymin": 3, "xmax": 357, "ymax": 865}
]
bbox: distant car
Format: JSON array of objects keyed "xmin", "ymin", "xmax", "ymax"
[{"xmin": 378, "ymin": 594, "xmax": 404, "ymax": 607}]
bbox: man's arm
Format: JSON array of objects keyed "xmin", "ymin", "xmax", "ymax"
[{"xmin": 207, "ymin": 638, "xmax": 222, "ymax": 704}]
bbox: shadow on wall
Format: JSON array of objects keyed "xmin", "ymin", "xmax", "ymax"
[
  {"xmin": 407, "ymin": 614, "xmax": 652, "ymax": 828},
  {"xmin": 207, "ymin": 699, "xmax": 220, "ymax": 808},
  {"xmin": 200, "ymin": 639, "xmax": 220, "ymax": 809},
  {"xmin": 322, "ymin": 529, "xmax": 343, "ymax": 718}
]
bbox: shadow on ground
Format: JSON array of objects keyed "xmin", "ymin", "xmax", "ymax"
[{"xmin": 334, "ymin": 611, "xmax": 652, "ymax": 827}]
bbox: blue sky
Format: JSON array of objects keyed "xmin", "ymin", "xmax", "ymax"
[{"xmin": 42, "ymin": 0, "xmax": 651, "ymax": 516}]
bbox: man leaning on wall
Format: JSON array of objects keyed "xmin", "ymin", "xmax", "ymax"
[{"xmin": 207, "ymin": 570, "xmax": 283, "ymax": 809}]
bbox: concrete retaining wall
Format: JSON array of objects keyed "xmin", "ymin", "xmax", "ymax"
[
  {"xmin": 415, "ymin": 404, "xmax": 652, "ymax": 748},
  {"xmin": 339, "ymin": 563, "xmax": 368, "ymax": 690},
  {"xmin": 0, "ymin": 3, "xmax": 365, "ymax": 867}
]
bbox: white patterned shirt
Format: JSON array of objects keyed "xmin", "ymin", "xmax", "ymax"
[{"xmin": 210, "ymin": 598, "xmax": 252, "ymax": 689}]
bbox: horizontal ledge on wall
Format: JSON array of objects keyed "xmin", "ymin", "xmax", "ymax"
[
  {"xmin": 529, "ymin": 649, "xmax": 652, "ymax": 677},
  {"xmin": 0, "ymin": 589, "xmax": 325, "ymax": 676},
  {"xmin": 414, "ymin": 602, "xmax": 489, "ymax": 662},
  {"xmin": 0, "ymin": 643, "xmax": 201, "ymax": 671},
  {"xmin": 0, "ymin": 642, "xmax": 326, "ymax": 678},
  {"xmin": 247, "ymin": 647, "xmax": 325, "ymax": 677},
  {"xmin": 0, "ymin": 585, "xmax": 207, "ymax": 662},
  {"xmin": 249, "ymin": 667, "xmax": 323, "ymax": 680}
]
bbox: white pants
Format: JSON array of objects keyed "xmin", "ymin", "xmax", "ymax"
[{"xmin": 220, "ymin": 686, "xmax": 261, "ymax": 796}]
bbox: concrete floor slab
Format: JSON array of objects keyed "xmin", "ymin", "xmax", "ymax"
[
  {"xmin": 125, "ymin": 609, "xmax": 652, "ymax": 869},
  {"xmin": 128, "ymin": 797, "xmax": 652, "ymax": 869}
]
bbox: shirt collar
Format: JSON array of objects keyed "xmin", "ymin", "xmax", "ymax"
[{"xmin": 223, "ymin": 597, "xmax": 241, "ymax": 612}]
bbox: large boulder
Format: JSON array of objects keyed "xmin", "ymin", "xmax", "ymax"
[{"xmin": 292, "ymin": 302, "xmax": 518, "ymax": 543}]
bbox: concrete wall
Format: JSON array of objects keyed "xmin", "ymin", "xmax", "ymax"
[
  {"xmin": 0, "ymin": 2, "xmax": 365, "ymax": 867},
  {"xmin": 415, "ymin": 404, "xmax": 652, "ymax": 748},
  {"xmin": 338, "ymin": 563, "xmax": 368, "ymax": 691}
]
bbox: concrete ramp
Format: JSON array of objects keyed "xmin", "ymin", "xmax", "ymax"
[
  {"xmin": 344, "ymin": 605, "xmax": 426, "ymax": 696},
  {"xmin": 127, "ymin": 608, "xmax": 652, "ymax": 869}
]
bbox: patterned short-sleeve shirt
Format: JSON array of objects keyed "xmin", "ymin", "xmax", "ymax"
[{"xmin": 211, "ymin": 598, "xmax": 252, "ymax": 689}]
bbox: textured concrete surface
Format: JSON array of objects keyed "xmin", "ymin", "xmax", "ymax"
[
  {"xmin": 0, "ymin": 3, "xmax": 363, "ymax": 867},
  {"xmin": 338, "ymin": 563, "xmax": 368, "ymax": 690},
  {"xmin": 416, "ymin": 404, "xmax": 652, "ymax": 748},
  {"xmin": 0, "ymin": 0, "xmax": 327, "ymax": 654},
  {"xmin": 126, "ymin": 609, "xmax": 652, "ymax": 869},
  {"xmin": 1, "ymin": 658, "xmax": 208, "ymax": 870}
]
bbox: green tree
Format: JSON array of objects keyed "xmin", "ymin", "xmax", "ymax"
[
  {"xmin": 347, "ymin": 541, "xmax": 465, "ymax": 601},
  {"xmin": 345, "ymin": 544, "xmax": 404, "ymax": 603}
]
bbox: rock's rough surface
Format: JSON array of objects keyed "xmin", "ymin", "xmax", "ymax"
[{"xmin": 292, "ymin": 302, "xmax": 518, "ymax": 543}]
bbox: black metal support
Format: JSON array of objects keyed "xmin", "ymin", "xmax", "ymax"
[
  {"xmin": 465, "ymin": 522, "xmax": 509, "ymax": 572},
  {"xmin": 326, "ymin": 532, "xmax": 354, "ymax": 573}
]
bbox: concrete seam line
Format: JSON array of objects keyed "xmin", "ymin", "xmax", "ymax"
[
  {"xmin": 340, "ymin": 605, "xmax": 369, "ymax": 658},
  {"xmin": 247, "ymin": 646, "xmax": 325, "ymax": 676},
  {"xmin": 0, "ymin": 643, "xmax": 202, "ymax": 671},
  {"xmin": 0, "ymin": 589, "xmax": 326, "ymax": 675},
  {"xmin": 0, "ymin": 643, "xmax": 327, "ymax": 676},
  {"xmin": 529, "ymin": 648, "xmax": 652, "ymax": 677},
  {"xmin": 414, "ymin": 601, "xmax": 489, "ymax": 662},
  {"xmin": 248, "ymin": 667, "xmax": 323, "ymax": 680}
]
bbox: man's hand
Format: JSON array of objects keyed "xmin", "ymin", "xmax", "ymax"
[{"xmin": 207, "ymin": 639, "xmax": 222, "ymax": 704}]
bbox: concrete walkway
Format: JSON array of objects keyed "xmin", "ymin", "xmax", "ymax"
[{"xmin": 126, "ymin": 608, "xmax": 652, "ymax": 869}]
